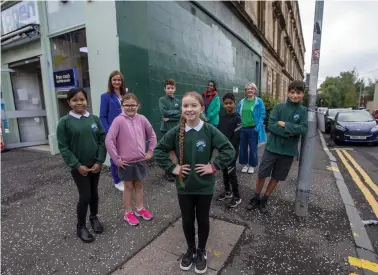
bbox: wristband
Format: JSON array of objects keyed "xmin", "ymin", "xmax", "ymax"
[{"xmin": 211, "ymin": 164, "xmax": 217, "ymax": 174}]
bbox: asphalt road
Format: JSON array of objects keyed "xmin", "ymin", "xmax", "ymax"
[
  {"xmin": 1, "ymin": 137, "xmax": 362, "ymax": 275},
  {"xmin": 324, "ymin": 133, "xmax": 378, "ymax": 256}
]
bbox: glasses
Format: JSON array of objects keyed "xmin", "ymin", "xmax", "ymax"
[{"xmin": 122, "ymin": 104, "xmax": 138, "ymax": 109}]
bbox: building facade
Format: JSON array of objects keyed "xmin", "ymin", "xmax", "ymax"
[
  {"xmin": 235, "ymin": 0, "xmax": 306, "ymax": 100},
  {"xmin": 0, "ymin": 0, "xmax": 304, "ymax": 154}
]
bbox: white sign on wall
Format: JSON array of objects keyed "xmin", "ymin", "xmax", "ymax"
[{"xmin": 1, "ymin": 1, "xmax": 39, "ymax": 35}]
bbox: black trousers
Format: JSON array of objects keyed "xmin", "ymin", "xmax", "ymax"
[
  {"xmin": 178, "ymin": 194, "xmax": 213, "ymax": 250},
  {"xmin": 71, "ymin": 169, "xmax": 100, "ymax": 226},
  {"xmin": 222, "ymin": 155, "xmax": 240, "ymax": 198}
]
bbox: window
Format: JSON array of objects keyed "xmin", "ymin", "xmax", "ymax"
[
  {"xmin": 50, "ymin": 29, "xmax": 92, "ymax": 112},
  {"xmin": 273, "ymin": 17, "xmax": 276, "ymax": 49},
  {"xmin": 258, "ymin": 1, "xmax": 265, "ymax": 33}
]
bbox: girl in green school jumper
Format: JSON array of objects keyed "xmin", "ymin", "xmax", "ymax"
[
  {"xmin": 56, "ymin": 88, "xmax": 106, "ymax": 243},
  {"xmin": 154, "ymin": 91, "xmax": 235, "ymax": 274}
]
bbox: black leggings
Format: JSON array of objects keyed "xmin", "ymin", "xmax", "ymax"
[
  {"xmin": 71, "ymin": 169, "xmax": 100, "ymax": 226},
  {"xmin": 178, "ymin": 194, "xmax": 213, "ymax": 250}
]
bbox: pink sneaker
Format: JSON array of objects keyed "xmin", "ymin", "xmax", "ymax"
[
  {"xmin": 135, "ymin": 208, "xmax": 153, "ymax": 220},
  {"xmin": 124, "ymin": 212, "xmax": 140, "ymax": 226}
]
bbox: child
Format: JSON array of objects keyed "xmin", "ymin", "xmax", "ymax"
[
  {"xmin": 247, "ymin": 80, "xmax": 308, "ymax": 213},
  {"xmin": 216, "ymin": 93, "xmax": 242, "ymax": 208},
  {"xmin": 57, "ymin": 88, "xmax": 106, "ymax": 243},
  {"xmin": 100, "ymin": 70, "xmax": 128, "ymax": 192},
  {"xmin": 105, "ymin": 93, "xmax": 157, "ymax": 226},
  {"xmin": 202, "ymin": 80, "xmax": 220, "ymax": 127},
  {"xmin": 154, "ymin": 91, "xmax": 235, "ymax": 274},
  {"xmin": 159, "ymin": 79, "xmax": 181, "ymax": 182}
]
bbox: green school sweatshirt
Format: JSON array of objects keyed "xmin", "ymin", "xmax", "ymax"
[
  {"xmin": 57, "ymin": 113, "xmax": 106, "ymax": 170},
  {"xmin": 159, "ymin": 95, "xmax": 181, "ymax": 132},
  {"xmin": 266, "ymin": 100, "xmax": 308, "ymax": 156},
  {"xmin": 154, "ymin": 122, "xmax": 235, "ymax": 195}
]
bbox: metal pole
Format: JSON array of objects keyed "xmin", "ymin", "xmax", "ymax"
[
  {"xmin": 358, "ymin": 83, "xmax": 362, "ymax": 108},
  {"xmin": 295, "ymin": 0, "xmax": 324, "ymax": 217}
]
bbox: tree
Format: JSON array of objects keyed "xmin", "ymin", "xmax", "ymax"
[
  {"xmin": 344, "ymin": 86, "xmax": 358, "ymax": 108},
  {"xmin": 317, "ymin": 69, "xmax": 367, "ymax": 108}
]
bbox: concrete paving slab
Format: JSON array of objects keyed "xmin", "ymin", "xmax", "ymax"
[
  {"xmin": 151, "ymin": 218, "xmax": 245, "ymax": 271},
  {"xmin": 335, "ymin": 179, "xmax": 356, "ymax": 206},
  {"xmin": 345, "ymin": 204, "xmax": 374, "ymax": 252}
]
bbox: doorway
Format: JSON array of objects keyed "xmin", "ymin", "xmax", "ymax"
[{"xmin": 8, "ymin": 57, "xmax": 48, "ymax": 146}]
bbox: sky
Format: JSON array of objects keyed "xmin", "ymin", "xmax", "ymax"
[{"xmin": 298, "ymin": 0, "xmax": 378, "ymax": 86}]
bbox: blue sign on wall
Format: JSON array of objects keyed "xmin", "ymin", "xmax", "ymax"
[{"xmin": 53, "ymin": 67, "xmax": 78, "ymax": 89}]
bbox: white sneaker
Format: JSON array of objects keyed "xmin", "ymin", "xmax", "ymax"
[
  {"xmin": 115, "ymin": 182, "xmax": 124, "ymax": 192},
  {"xmin": 241, "ymin": 166, "xmax": 249, "ymax": 173},
  {"xmin": 247, "ymin": 167, "xmax": 255, "ymax": 174}
]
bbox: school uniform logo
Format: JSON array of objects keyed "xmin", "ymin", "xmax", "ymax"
[
  {"xmin": 293, "ymin": 114, "xmax": 300, "ymax": 121},
  {"xmin": 91, "ymin": 123, "xmax": 99, "ymax": 132},
  {"xmin": 196, "ymin": 139, "xmax": 206, "ymax": 152}
]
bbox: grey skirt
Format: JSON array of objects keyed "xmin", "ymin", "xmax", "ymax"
[{"xmin": 118, "ymin": 161, "xmax": 147, "ymax": 181}]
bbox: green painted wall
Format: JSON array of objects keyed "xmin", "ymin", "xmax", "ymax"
[{"xmin": 116, "ymin": 1, "xmax": 261, "ymax": 137}]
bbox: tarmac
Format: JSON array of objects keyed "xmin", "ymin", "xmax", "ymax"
[{"xmin": 1, "ymin": 135, "xmax": 374, "ymax": 274}]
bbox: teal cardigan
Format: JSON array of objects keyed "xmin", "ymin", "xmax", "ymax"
[
  {"xmin": 203, "ymin": 94, "xmax": 220, "ymax": 126},
  {"xmin": 237, "ymin": 97, "xmax": 267, "ymax": 144}
]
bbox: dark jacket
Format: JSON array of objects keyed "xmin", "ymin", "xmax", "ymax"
[{"xmin": 218, "ymin": 113, "xmax": 242, "ymax": 155}]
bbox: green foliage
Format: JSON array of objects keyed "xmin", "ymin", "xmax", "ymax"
[
  {"xmin": 343, "ymin": 86, "xmax": 358, "ymax": 108},
  {"xmin": 261, "ymin": 92, "xmax": 281, "ymax": 113},
  {"xmin": 317, "ymin": 69, "xmax": 377, "ymax": 108},
  {"xmin": 261, "ymin": 92, "xmax": 281, "ymax": 126}
]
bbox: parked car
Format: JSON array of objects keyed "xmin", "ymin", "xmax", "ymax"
[
  {"xmin": 324, "ymin": 108, "xmax": 350, "ymax": 133},
  {"xmin": 330, "ymin": 110, "xmax": 378, "ymax": 145},
  {"xmin": 372, "ymin": 109, "xmax": 378, "ymax": 120}
]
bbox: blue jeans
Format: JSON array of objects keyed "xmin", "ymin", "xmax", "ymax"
[
  {"xmin": 239, "ymin": 127, "xmax": 259, "ymax": 167},
  {"xmin": 110, "ymin": 159, "xmax": 121, "ymax": 184}
]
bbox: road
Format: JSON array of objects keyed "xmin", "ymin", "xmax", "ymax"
[{"xmin": 323, "ymin": 133, "xmax": 378, "ymax": 255}]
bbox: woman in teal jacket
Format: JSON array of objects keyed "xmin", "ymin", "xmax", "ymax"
[
  {"xmin": 237, "ymin": 82, "xmax": 267, "ymax": 174},
  {"xmin": 202, "ymin": 80, "xmax": 220, "ymax": 127}
]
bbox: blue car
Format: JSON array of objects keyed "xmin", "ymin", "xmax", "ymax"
[{"xmin": 330, "ymin": 110, "xmax": 378, "ymax": 144}]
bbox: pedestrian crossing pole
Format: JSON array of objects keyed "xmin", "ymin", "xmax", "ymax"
[{"xmin": 295, "ymin": 0, "xmax": 324, "ymax": 217}]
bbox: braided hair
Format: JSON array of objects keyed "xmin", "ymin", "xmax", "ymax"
[{"xmin": 178, "ymin": 91, "xmax": 205, "ymax": 185}]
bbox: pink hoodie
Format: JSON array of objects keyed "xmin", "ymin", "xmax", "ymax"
[{"xmin": 105, "ymin": 113, "xmax": 157, "ymax": 166}]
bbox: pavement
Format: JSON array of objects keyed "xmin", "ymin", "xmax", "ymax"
[
  {"xmin": 1, "ymin": 134, "xmax": 375, "ymax": 275},
  {"xmin": 323, "ymin": 132, "xmax": 378, "ymax": 260}
]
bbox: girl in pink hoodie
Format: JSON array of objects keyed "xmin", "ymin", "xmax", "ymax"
[{"xmin": 105, "ymin": 93, "xmax": 157, "ymax": 226}]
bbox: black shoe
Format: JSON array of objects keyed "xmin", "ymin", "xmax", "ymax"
[
  {"xmin": 90, "ymin": 215, "xmax": 104, "ymax": 234},
  {"xmin": 246, "ymin": 197, "xmax": 260, "ymax": 210},
  {"xmin": 77, "ymin": 226, "xmax": 95, "ymax": 243},
  {"xmin": 165, "ymin": 172, "xmax": 175, "ymax": 182},
  {"xmin": 194, "ymin": 248, "xmax": 207, "ymax": 274},
  {"xmin": 228, "ymin": 197, "xmax": 242, "ymax": 208},
  {"xmin": 180, "ymin": 248, "xmax": 195, "ymax": 271},
  {"xmin": 259, "ymin": 197, "xmax": 269, "ymax": 214},
  {"xmin": 217, "ymin": 191, "xmax": 232, "ymax": 201}
]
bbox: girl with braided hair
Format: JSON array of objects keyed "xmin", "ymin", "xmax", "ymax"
[{"xmin": 154, "ymin": 91, "xmax": 235, "ymax": 274}]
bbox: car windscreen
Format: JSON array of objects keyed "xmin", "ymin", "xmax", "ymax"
[
  {"xmin": 338, "ymin": 112, "xmax": 374, "ymax": 122},
  {"xmin": 328, "ymin": 109, "xmax": 349, "ymax": 117}
]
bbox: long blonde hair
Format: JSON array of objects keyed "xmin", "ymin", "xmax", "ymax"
[{"xmin": 178, "ymin": 91, "xmax": 205, "ymax": 185}]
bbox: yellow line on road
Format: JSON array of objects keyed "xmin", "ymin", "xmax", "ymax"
[
  {"xmin": 348, "ymin": 256, "xmax": 378, "ymax": 272},
  {"xmin": 335, "ymin": 150, "xmax": 378, "ymax": 218},
  {"xmin": 342, "ymin": 150, "xmax": 378, "ymax": 197}
]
